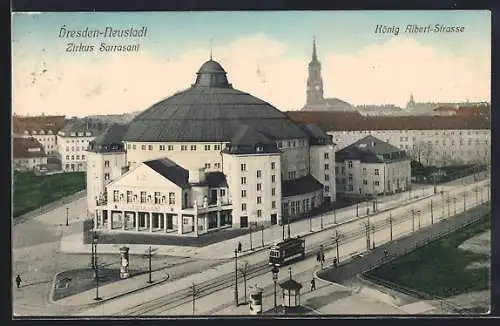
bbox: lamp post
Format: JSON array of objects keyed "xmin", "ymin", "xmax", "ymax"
[
  {"xmin": 356, "ymin": 201, "xmax": 359, "ymax": 217},
  {"xmin": 234, "ymin": 249, "xmax": 238, "ymax": 306},
  {"xmin": 463, "ymin": 192, "xmax": 467, "ymax": 212},
  {"xmin": 333, "ymin": 207, "xmax": 337, "ymax": 224},
  {"xmin": 91, "ymin": 230, "xmax": 95, "ymax": 269},
  {"xmin": 249, "ymin": 223, "xmax": 253, "ymax": 251},
  {"xmin": 417, "ymin": 210, "xmax": 421, "ymax": 229},
  {"xmin": 146, "ymin": 246, "xmax": 153, "ymax": 284},
  {"xmin": 333, "ymin": 230, "xmax": 341, "ymax": 264},
  {"xmin": 363, "ymin": 221, "xmax": 371, "ymax": 251},
  {"xmin": 411, "ymin": 209, "xmax": 415, "ymax": 232},
  {"xmin": 66, "ymin": 207, "xmax": 69, "ymax": 226},
  {"xmin": 287, "ymin": 214, "xmax": 291, "ymax": 239},
  {"xmin": 320, "ymin": 213, "xmax": 324, "ymax": 230},
  {"xmin": 93, "ymin": 234, "xmax": 101, "ymax": 301},
  {"xmin": 271, "ymin": 266, "xmax": 279, "ymax": 314}
]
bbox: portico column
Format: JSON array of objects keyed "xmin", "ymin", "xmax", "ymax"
[
  {"xmin": 122, "ymin": 211, "xmax": 126, "ymax": 230},
  {"xmin": 108, "ymin": 212, "xmax": 112, "ymax": 230},
  {"xmin": 164, "ymin": 214, "xmax": 167, "ymax": 233},
  {"xmin": 178, "ymin": 215, "xmax": 183, "ymax": 235},
  {"xmin": 217, "ymin": 211, "xmax": 221, "ymax": 228},
  {"xmin": 135, "ymin": 212, "xmax": 139, "ymax": 232},
  {"xmin": 149, "ymin": 213, "xmax": 153, "ymax": 232}
]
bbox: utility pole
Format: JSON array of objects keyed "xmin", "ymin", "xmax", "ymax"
[
  {"xmin": 192, "ymin": 283, "xmax": 200, "ymax": 315},
  {"xmin": 333, "ymin": 230, "xmax": 342, "ymax": 263},
  {"xmin": 333, "ymin": 207, "xmax": 337, "ymax": 224},
  {"xmin": 249, "ymin": 223, "xmax": 253, "ymax": 251},
  {"xmin": 66, "ymin": 207, "xmax": 69, "ymax": 226},
  {"xmin": 363, "ymin": 221, "xmax": 371, "ymax": 251},
  {"xmin": 287, "ymin": 214, "xmax": 291, "ymax": 239},
  {"xmin": 463, "ymin": 192, "xmax": 466, "ymax": 212},
  {"xmin": 388, "ymin": 212, "xmax": 393, "ymax": 241},
  {"xmin": 261, "ymin": 224, "xmax": 264, "ymax": 248},
  {"xmin": 371, "ymin": 225, "xmax": 376, "ymax": 249},
  {"xmin": 356, "ymin": 202, "xmax": 359, "ymax": 217},
  {"xmin": 239, "ymin": 261, "xmax": 249, "ymax": 304},
  {"xmin": 411, "ymin": 209, "xmax": 415, "ymax": 232},
  {"xmin": 234, "ymin": 249, "xmax": 238, "ymax": 306},
  {"xmin": 145, "ymin": 246, "xmax": 154, "ymax": 284},
  {"xmin": 430, "ymin": 200, "xmax": 434, "ymax": 225}
]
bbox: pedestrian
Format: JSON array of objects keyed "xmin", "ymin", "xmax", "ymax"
[
  {"xmin": 316, "ymin": 252, "xmax": 321, "ymax": 263},
  {"xmin": 15, "ymin": 274, "xmax": 22, "ymax": 288},
  {"xmin": 384, "ymin": 249, "xmax": 389, "ymax": 258},
  {"xmin": 310, "ymin": 278, "xmax": 316, "ymax": 291},
  {"xmin": 321, "ymin": 252, "xmax": 325, "ymax": 264},
  {"xmin": 238, "ymin": 241, "xmax": 242, "ymax": 253},
  {"xmin": 333, "ymin": 257, "xmax": 337, "ymax": 267}
]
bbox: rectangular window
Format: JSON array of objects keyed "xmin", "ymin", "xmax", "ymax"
[
  {"xmin": 363, "ymin": 179, "xmax": 368, "ymax": 185},
  {"xmin": 271, "ymin": 175, "xmax": 276, "ymax": 183},
  {"xmin": 325, "ymin": 186, "xmax": 330, "ymax": 192},
  {"xmin": 168, "ymin": 145, "xmax": 174, "ymax": 151},
  {"xmin": 257, "ymin": 183, "xmax": 262, "ymax": 191},
  {"xmin": 127, "ymin": 191, "xmax": 132, "ymax": 203},
  {"xmin": 76, "ymin": 155, "xmax": 80, "ymax": 160},
  {"xmin": 104, "ymin": 160, "xmax": 110, "ymax": 167},
  {"xmin": 241, "ymin": 177, "xmax": 247, "ymax": 185},
  {"xmin": 154, "ymin": 192, "xmax": 161, "ymax": 204},
  {"xmin": 272, "ymin": 201, "xmax": 276, "ymax": 209},
  {"xmin": 257, "ymin": 210, "xmax": 262, "ymax": 218},
  {"xmin": 271, "ymin": 162, "xmax": 276, "ymax": 170},
  {"xmin": 104, "ymin": 173, "xmax": 110, "ymax": 180},
  {"xmin": 348, "ymin": 161, "xmax": 353, "ymax": 168},
  {"xmin": 168, "ymin": 192, "xmax": 175, "ymax": 205},
  {"xmin": 204, "ymin": 163, "xmax": 211, "ymax": 169},
  {"xmin": 205, "ymin": 145, "xmax": 211, "ymax": 151},
  {"xmin": 241, "ymin": 190, "xmax": 247, "ymax": 198},
  {"xmin": 362, "ymin": 168, "xmax": 367, "ymax": 175},
  {"xmin": 271, "ymin": 188, "xmax": 276, "ymax": 196},
  {"xmin": 214, "ymin": 144, "xmax": 221, "ymax": 150},
  {"xmin": 141, "ymin": 145, "xmax": 146, "ymax": 150},
  {"xmin": 140, "ymin": 191, "xmax": 147, "ymax": 203},
  {"xmin": 324, "ymin": 153, "xmax": 329, "ymax": 159},
  {"xmin": 82, "ymin": 155, "xmax": 85, "ymax": 160},
  {"xmin": 374, "ymin": 181, "xmax": 380, "ymax": 186},
  {"xmin": 220, "ymin": 189, "xmax": 226, "ymax": 196},
  {"xmin": 113, "ymin": 190, "xmax": 119, "ymax": 202},
  {"xmin": 374, "ymin": 169, "xmax": 380, "ymax": 176},
  {"xmin": 257, "ymin": 197, "xmax": 262, "ymax": 204},
  {"xmin": 241, "ymin": 164, "xmax": 246, "ymax": 171},
  {"xmin": 324, "ymin": 164, "xmax": 329, "ymax": 170},
  {"xmin": 148, "ymin": 145, "xmax": 153, "ymax": 151},
  {"xmin": 257, "ymin": 170, "xmax": 262, "ymax": 178},
  {"xmin": 190, "ymin": 145, "xmax": 197, "ymax": 151},
  {"xmin": 159, "ymin": 145, "xmax": 165, "ymax": 150},
  {"xmin": 181, "ymin": 145, "xmax": 187, "ymax": 151},
  {"xmin": 335, "ymin": 166, "xmax": 339, "ymax": 174},
  {"xmin": 132, "ymin": 144, "xmax": 136, "ymax": 150},
  {"xmin": 242, "ymin": 203, "xmax": 247, "ymax": 211},
  {"xmin": 325, "ymin": 174, "xmax": 330, "ymax": 181}
]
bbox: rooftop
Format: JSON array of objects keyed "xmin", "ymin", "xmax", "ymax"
[{"xmin": 13, "ymin": 137, "xmax": 47, "ymax": 158}]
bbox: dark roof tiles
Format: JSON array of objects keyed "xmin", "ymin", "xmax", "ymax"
[{"xmin": 282, "ymin": 174, "xmax": 323, "ymax": 197}]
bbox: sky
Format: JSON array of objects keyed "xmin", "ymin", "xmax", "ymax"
[{"xmin": 12, "ymin": 10, "xmax": 491, "ymax": 117}]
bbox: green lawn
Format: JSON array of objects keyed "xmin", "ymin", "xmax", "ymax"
[
  {"xmin": 13, "ymin": 171, "xmax": 86, "ymax": 218},
  {"xmin": 366, "ymin": 213, "xmax": 491, "ymax": 298}
]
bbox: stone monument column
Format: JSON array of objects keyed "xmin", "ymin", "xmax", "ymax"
[{"xmin": 120, "ymin": 246, "xmax": 130, "ymax": 279}]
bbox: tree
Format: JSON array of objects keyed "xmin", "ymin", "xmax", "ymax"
[
  {"xmin": 411, "ymin": 141, "xmax": 428, "ymax": 163},
  {"xmin": 421, "ymin": 142, "xmax": 434, "ymax": 166}
]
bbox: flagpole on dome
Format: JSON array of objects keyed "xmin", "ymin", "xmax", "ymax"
[{"xmin": 209, "ymin": 38, "xmax": 213, "ymax": 60}]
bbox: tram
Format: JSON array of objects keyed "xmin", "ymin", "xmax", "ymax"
[{"xmin": 268, "ymin": 236, "xmax": 306, "ymax": 266}]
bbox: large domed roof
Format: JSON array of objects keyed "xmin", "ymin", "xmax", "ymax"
[{"xmin": 124, "ymin": 60, "xmax": 308, "ymax": 142}]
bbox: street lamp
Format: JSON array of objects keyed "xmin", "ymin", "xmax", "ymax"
[
  {"xmin": 234, "ymin": 249, "xmax": 239, "ymax": 306},
  {"xmin": 388, "ymin": 212, "xmax": 393, "ymax": 241},
  {"xmin": 430, "ymin": 200, "xmax": 434, "ymax": 225},
  {"xmin": 411, "ymin": 209, "xmax": 415, "ymax": 232},
  {"xmin": 249, "ymin": 223, "xmax": 253, "ymax": 251},
  {"xmin": 271, "ymin": 266, "xmax": 279, "ymax": 314},
  {"xmin": 66, "ymin": 207, "xmax": 69, "ymax": 226},
  {"xmin": 261, "ymin": 224, "xmax": 264, "ymax": 248},
  {"xmin": 287, "ymin": 267, "xmax": 292, "ymax": 308},
  {"xmin": 463, "ymin": 192, "xmax": 467, "ymax": 212},
  {"xmin": 371, "ymin": 225, "xmax": 376, "ymax": 249},
  {"xmin": 93, "ymin": 234, "xmax": 101, "ymax": 301},
  {"xmin": 333, "ymin": 230, "xmax": 342, "ymax": 264}
]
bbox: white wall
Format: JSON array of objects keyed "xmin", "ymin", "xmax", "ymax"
[
  {"xmin": 329, "ymin": 129, "xmax": 491, "ymax": 167},
  {"xmin": 223, "ymin": 152, "xmax": 281, "ymax": 227},
  {"xmin": 309, "ymin": 144, "xmax": 336, "ymax": 202},
  {"xmin": 13, "ymin": 156, "xmax": 47, "ymax": 171},
  {"xmin": 58, "ymin": 135, "xmax": 95, "ymax": 172}
]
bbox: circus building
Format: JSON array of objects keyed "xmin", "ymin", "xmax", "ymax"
[{"xmin": 87, "ymin": 59, "xmax": 336, "ymax": 236}]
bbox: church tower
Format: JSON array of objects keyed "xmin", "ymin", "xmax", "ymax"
[
  {"xmin": 306, "ymin": 37, "xmax": 324, "ymax": 105},
  {"xmin": 407, "ymin": 93, "xmax": 416, "ymax": 108}
]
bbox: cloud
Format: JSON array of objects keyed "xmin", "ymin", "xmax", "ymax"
[{"xmin": 12, "ymin": 35, "xmax": 490, "ymax": 117}]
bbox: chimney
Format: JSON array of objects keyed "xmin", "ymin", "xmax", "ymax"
[{"xmin": 188, "ymin": 167, "xmax": 206, "ymax": 184}]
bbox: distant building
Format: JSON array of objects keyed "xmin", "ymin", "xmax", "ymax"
[
  {"xmin": 355, "ymin": 104, "xmax": 407, "ymax": 116},
  {"xmin": 406, "ymin": 93, "xmax": 489, "ymax": 116},
  {"xmin": 57, "ymin": 118, "xmax": 109, "ymax": 172},
  {"xmin": 13, "ymin": 137, "xmax": 48, "ymax": 171},
  {"xmin": 335, "ymin": 135, "xmax": 411, "ymax": 198},
  {"xmin": 12, "ymin": 115, "xmax": 66, "ymax": 155},
  {"xmin": 301, "ymin": 38, "xmax": 357, "ymax": 112},
  {"xmin": 285, "ymin": 111, "xmax": 490, "ymax": 167}
]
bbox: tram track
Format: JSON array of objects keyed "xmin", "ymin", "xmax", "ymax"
[{"xmin": 117, "ymin": 187, "xmax": 478, "ymax": 315}]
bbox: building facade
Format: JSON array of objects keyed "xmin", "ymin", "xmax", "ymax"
[
  {"xmin": 88, "ymin": 59, "xmax": 336, "ymax": 236},
  {"xmin": 58, "ymin": 118, "xmax": 109, "ymax": 172},
  {"xmin": 12, "ymin": 115, "xmax": 66, "ymax": 156},
  {"xmin": 335, "ymin": 135, "xmax": 411, "ymax": 198},
  {"xmin": 286, "ymin": 111, "xmax": 490, "ymax": 167},
  {"xmin": 13, "ymin": 137, "xmax": 48, "ymax": 171}
]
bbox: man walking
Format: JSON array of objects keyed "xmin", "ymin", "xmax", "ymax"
[
  {"xmin": 15, "ymin": 274, "xmax": 22, "ymax": 288},
  {"xmin": 321, "ymin": 252, "xmax": 325, "ymax": 264},
  {"xmin": 316, "ymin": 252, "xmax": 321, "ymax": 263},
  {"xmin": 310, "ymin": 278, "xmax": 316, "ymax": 291}
]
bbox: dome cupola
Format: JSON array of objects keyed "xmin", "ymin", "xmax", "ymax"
[{"xmin": 193, "ymin": 60, "xmax": 232, "ymax": 88}]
